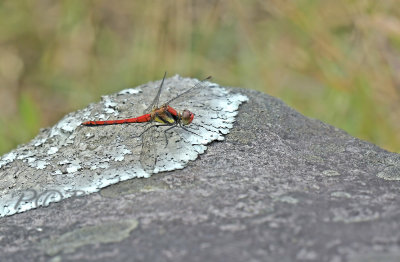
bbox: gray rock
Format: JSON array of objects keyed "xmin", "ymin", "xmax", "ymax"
[
  {"xmin": 0, "ymin": 76, "xmax": 247, "ymax": 217},
  {"xmin": 1, "ymin": 84, "xmax": 400, "ymax": 262}
]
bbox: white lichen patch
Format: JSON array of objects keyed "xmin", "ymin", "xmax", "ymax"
[
  {"xmin": 102, "ymin": 96, "xmax": 118, "ymax": 115},
  {"xmin": 47, "ymin": 147, "xmax": 59, "ymax": 155},
  {"xmin": 34, "ymin": 138, "xmax": 47, "ymax": 147},
  {"xmin": 67, "ymin": 163, "xmax": 82, "ymax": 174},
  {"xmin": 0, "ymin": 75, "xmax": 248, "ymax": 218},
  {"xmin": 51, "ymin": 115, "xmax": 82, "ymax": 136},
  {"xmin": 28, "ymin": 160, "xmax": 49, "ymax": 170},
  {"xmin": 0, "ymin": 152, "xmax": 17, "ymax": 168},
  {"xmin": 111, "ymin": 145, "xmax": 132, "ymax": 162},
  {"xmin": 39, "ymin": 219, "xmax": 139, "ymax": 256},
  {"xmin": 118, "ymin": 88, "xmax": 142, "ymax": 95}
]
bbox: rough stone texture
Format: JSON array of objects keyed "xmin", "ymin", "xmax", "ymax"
[
  {"xmin": 1, "ymin": 87, "xmax": 400, "ymax": 262},
  {"xmin": 0, "ymin": 76, "xmax": 247, "ymax": 218}
]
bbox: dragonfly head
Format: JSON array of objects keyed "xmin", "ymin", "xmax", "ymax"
[{"xmin": 181, "ymin": 110, "xmax": 194, "ymax": 125}]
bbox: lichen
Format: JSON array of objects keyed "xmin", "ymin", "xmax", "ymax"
[
  {"xmin": 38, "ymin": 219, "xmax": 139, "ymax": 256},
  {"xmin": 0, "ymin": 75, "xmax": 248, "ymax": 218}
]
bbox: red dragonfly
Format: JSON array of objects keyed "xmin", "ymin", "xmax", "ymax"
[
  {"xmin": 82, "ymin": 72, "xmax": 211, "ymax": 172},
  {"xmin": 82, "ymin": 72, "xmax": 211, "ymax": 132}
]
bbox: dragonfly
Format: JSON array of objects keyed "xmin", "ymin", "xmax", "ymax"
[{"xmin": 82, "ymin": 72, "xmax": 212, "ymax": 173}]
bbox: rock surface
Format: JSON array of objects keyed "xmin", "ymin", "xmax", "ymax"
[
  {"xmin": 1, "ymin": 86, "xmax": 400, "ymax": 262},
  {"xmin": 0, "ymin": 76, "xmax": 247, "ymax": 217}
]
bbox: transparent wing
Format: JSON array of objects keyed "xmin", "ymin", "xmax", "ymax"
[
  {"xmin": 139, "ymin": 125, "xmax": 157, "ymax": 174},
  {"xmin": 143, "ymin": 72, "xmax": 167, "ymax": 114},
  {"xmin": 139, "ymin": 123, "xmax": 170, "ymax": 174},
  {"xmin": 166, "ymin": 76, "xmax": 212, "ymax": 106}
]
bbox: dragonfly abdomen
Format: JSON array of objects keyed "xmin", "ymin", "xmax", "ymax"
[{"xmin": 82, "ymin": 114, "xmax": 151, "ymax": 126}]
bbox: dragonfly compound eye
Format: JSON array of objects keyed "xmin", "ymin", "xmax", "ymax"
[{"xmin": 181, "ymin": 110, "xmax": 194, "ymax": 125}]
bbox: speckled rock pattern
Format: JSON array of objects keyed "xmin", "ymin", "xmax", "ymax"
[
  {"xmin": 0, "ymin": 76, "xmax": 247, "ymax": 217},
  {"xmin": 1, "ymin": 87, "xmax": 400, "ymax": 262}
]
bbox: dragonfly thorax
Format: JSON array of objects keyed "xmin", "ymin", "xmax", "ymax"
[
  {"xmin": 180, "ymin": 109, "xmax": 194, "ymax": 125},
  {"xmin": 150, "ymin": 105, "xmax": 194, "ymax": 126}
]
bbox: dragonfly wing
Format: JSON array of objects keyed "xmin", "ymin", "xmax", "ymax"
[
  {"xmin": 166, "ymin": 76, "xmax": 212, "ymax": 106},
  {"xmin": 143, "ymin": 72, "xmax": 167, "ymax": 114},
  {"xmin": 139, "ymin": 125, "xmax": 158, "ymax": 174}
]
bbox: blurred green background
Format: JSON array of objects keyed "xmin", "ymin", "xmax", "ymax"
[{"xmin": 0, "ymin": 0, "xmax": 399, "ymax": 154}]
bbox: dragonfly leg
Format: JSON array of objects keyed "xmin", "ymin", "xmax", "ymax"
[
  {"xmin": 190, "ymin": 122, "xmax": 216, "ymax": 133},
  {"xmin": 135, "ymin": 123, "xmax": 159, "ymax": 138},
  {"xmin": 127, "ymin": 122, "xmax": 150, "ymax": 139},
  {"xmin": 180, "ymin": 125, "xmax": 201, "ymax": 137},
  {"xmin": 162, "ymin": 125, "xmax": 179, "ymax": 147},
  {"xmin": 137, "ymin": 123, "xmax": 174, "ymax": 148}
]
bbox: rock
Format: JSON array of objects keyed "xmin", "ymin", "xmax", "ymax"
[
  {"xmin": 0, "ymin": 75, "xmax": 247, "ymax": 217},
  {"xmin": 1, "ymin": 83, "xmax": 400, "ymax": 262}
]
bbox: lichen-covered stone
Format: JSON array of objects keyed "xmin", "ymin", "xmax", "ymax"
[{"xmin": 0, "ymin": 75, "xmax": 247, "ymax": 217}]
